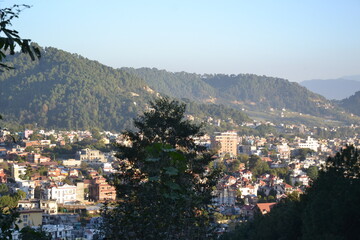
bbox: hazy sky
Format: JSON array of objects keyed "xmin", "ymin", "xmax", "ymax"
[{"xmin": 2, "ymin": 0, "xmax": 360, "ymax": 82}]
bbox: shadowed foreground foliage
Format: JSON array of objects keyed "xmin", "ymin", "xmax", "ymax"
[
  {"xmin": 101, "ymin": 98, "xmax": 221, "ymax": 239},
  {"xmin": 222, "ymin": 145, "xmax": 360, "ymax": 240}
]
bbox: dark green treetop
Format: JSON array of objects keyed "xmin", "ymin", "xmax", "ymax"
[{"xmin": 102, "ymin": 97, "xmax": 221, "ymax": 239}]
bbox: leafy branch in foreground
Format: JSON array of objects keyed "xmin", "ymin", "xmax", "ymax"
[{"xmin": 0, "ymin": 4, "xmax": 40, "ymax": 71}]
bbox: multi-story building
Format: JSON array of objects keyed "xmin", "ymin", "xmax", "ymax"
[
  {"xmin": 17, "ymin": 199, "xmax": 58, "ymax": 215},
  {"xmin": 42, "ymin": 183, "xmax": 77, "ymax": 204},
  {"xmin": 11, "ymin": 163, "xmax": 27, "ymax": 181},
  {"xmin": 89, "ymin": 176, "xmax": 116, "ymax": 202},
  {"xmin": 27, "ymin": 153, "xmax": 51, "ymax": 164},
  {"xmin": 76, "ymin": 182, "xmax": 85, "ymax": 202},
  {"xmin": 17, "ymin": 180, "xmax": 36, "ymax": 199},
  {"xmin": 297, "ymin": 136, "xmax": 319, "ymax": 152},
  {"xmin": 276, "ymin": 142, "xmax": 291, "ymax": 160},
  {"xmin": 212, "ymin": 131, "xmax": 238, "ymax": 157},
  {"xmin": 17, "ymin": 209, "xmax": 43, "ymax": 229}
]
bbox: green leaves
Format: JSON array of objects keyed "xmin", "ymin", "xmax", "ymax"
[
  {"xmin": 0, "ymin": 5, "xmax": 41, "ymax": 71},
  {"xmin": 104, "ymin": 98, "xmax": 220, "ymax": 239}
]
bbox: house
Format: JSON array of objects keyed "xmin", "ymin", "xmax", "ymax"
[
  {"xmin": 221, "ymin": 175, "xmax": 237, "ymax": 186},
  {"xmin": 276, "ymin": 142, "xmax": 291, "ymax": 160},
  {"xmin": 89, "ymin": 176, "xmax": 116, "ymax": 202},
  {"xmin": 17, "ymin": 209, "xmax": 43, "ymax": 229},
  {"xmin": 40, "ymin": 199, "xmax": 58, "ymax": 215},
  {"xmin": 256, "ymin": 202, "xmax": 277, "ymax": 215},
  {"xmin": 297, "ymin": 136, "xmax": 319, "ymax": 152},
  {"xmin": 62, "ymin": 158, "xmax": 81, "ymax": 167},
  {"xmin": 76, "ymin": 148, "xmax": 106, "ymax": 164},
  {"xmin": 16, "ymin": 180, "xmax": 36, "ymax": 199},
  {"xmin": 69, "ymin": 169, "xmax": 79, "ymax": 177},
  {"xmin": 240, "ymin": 170, "xmax": 253, "ymax": 180},
  {"xmin": 42, "ymin": 224, "xmax": 74, "ymax": 239},
  {"xmin": 11, "ymin": 163, "xmax": 27, "ymax": 180},
  {"xmin": 17, "ymin": 199, "xmax": 58, "ymax": 215},
  {"xmin": 238, "ymin": 184, "xmax": 258, "ymax": 197},
  {"xmin": 42, "ymin": 183, "xmax": 77, "ymax": 204}
]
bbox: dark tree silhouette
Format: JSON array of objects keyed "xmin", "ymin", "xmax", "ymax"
[{"xmin": 102, "ymin": 97, "xmax": 221, "ymax": 239}]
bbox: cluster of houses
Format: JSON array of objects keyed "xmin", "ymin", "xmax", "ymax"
[
  {"xmin": 0, "ymin": 129, "xmax": 120, "ymax": 239},
  {"xmin": 0, "ymin": 127, "xmax": 359, "ymax": 239},
  {"xmin": 208, "ymin": 130, "xmax": 359, "ymax": 229}
]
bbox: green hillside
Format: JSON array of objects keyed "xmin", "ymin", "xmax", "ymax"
[
  {"xmin": 0, "ymin": 47, "xmax": 250, "ymax": 131},
  {"xmin": 124, "ymin": 68, "xmax": 349, "ymax": 121},
  {"xmin": 122, "ymin": 67, "xmax": 216, "ymax": 101}
]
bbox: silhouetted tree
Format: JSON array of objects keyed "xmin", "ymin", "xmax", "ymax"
[{"xmin": 102, "ymin": 97, "xmax": 220, "ymax": 239}]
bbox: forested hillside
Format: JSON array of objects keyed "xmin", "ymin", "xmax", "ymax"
[
  {"xmin": 203, "ymin": 74, "xmax": 328, "ymax": 114},
  {"xmin": 123, "ymin": 68, "xmax": 345, "ymax": 119},
  {"xmin": 339, "ymin": 91, "xmax": 360, "ymax": 116},
  {"xmin": 0, "ymin": 47, "xmax": 250, "ymax": 131},
  {"xmin": 122, "ymin": 67, "xmax": 216, "ymax": 101}
]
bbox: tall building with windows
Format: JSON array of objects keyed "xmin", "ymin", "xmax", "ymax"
[{"xmin": 212, "ymin": 131, "xmax": 238, "ymax": 157}]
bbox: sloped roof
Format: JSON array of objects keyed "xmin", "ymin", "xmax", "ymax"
[{"xmin": 256, "ymin": 202, "xmax": 277, "ymax": 214}]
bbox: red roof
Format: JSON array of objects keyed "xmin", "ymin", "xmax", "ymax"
[{"xmin": 256, "ymin": 203, "xmax": 277, "ymax": 214}]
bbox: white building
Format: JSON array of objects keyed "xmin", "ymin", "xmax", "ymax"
[
  {"xmin": 42, "ymin": 183, "xmax": 77, "ymax": 204},
  {"xmin": 16, "ymin": 180, "xmax": 36, "ymax": 199},
  {"xmin": 298, "ymin": 136, "xmax": 319, "ymax": 152},
  {"xmin": 238, "ymin": 184, "xmax": 258, "ymax": 198},
  {"xmin": 12, "ymin": 164, "xmax": 27, "ymax": 181}
]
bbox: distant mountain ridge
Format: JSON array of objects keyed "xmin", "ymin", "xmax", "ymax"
[
  {"xmin": 123, "ymin": 67, "xmax": 349, "ymax": 122},
  {"xmin": 300, "ymin": 78, "xmax": 360, "ymax": 100}
]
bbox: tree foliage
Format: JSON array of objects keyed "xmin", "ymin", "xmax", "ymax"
[
  {"xmin": 19, "ymin": 226, "xmax": 51, "ymax": 240},
  {"xmin": 0, "ymin": 207, "xmax": 19, "ymax": 239},
  {"xmin": 0, "ymin": 4, "xmax": 40, "ymax": 71},
  {"xmin": 102, "ymin": 97, "xmax": 220, "ymax": 239}
]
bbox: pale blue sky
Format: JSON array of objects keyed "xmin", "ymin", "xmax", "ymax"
[{"xmin": 2, "ymin": 0, "xmax": 360, "ymax": 82}]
